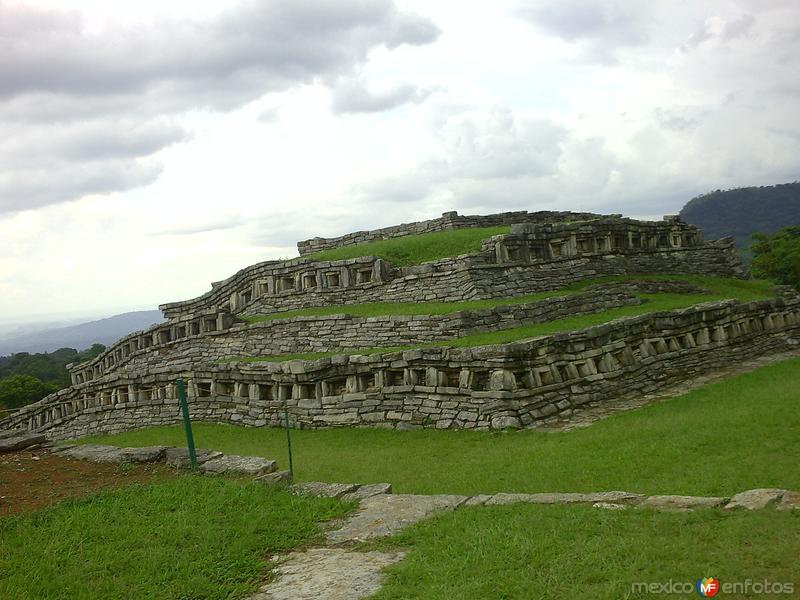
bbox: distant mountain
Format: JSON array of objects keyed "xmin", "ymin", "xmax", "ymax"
[
  {"xmin": 0, "ymin": 310, "xmax": 164, "ymax": 356},
  {"xmin": 679, "ymin": 182, "xmax": 800, "ymax": 249}
]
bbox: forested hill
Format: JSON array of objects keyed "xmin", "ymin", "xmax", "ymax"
[{"xmin": 679, "ymin": 182, "xmax": 800, "ymax": 247}]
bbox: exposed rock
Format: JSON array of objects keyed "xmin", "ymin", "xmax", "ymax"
[
  {"xmin": 291, "ymin": 482, "xmax": 359, "ymax": 498},
  {"xmin": 777, "ymin": 491, "xmax": 800, "ymax": 511},
  {"xmin": 164, "ymin": 447, "xmax": 223, "ymax": 468},
  {"xmin": 0, "ymin": 433, "xmax": 47, "ymax": 453},
  {"xmin": 341, "ymin": 483, "xmax": 392, "ymax": 502},
  {"xmin": 724, "ymin": 488, "xmax": 787, "ymax": 510},
  {"xmin": 255, "ymin": 470, "xmax": 293, "ymax": 485},
  {"xmin": 326, "ymin": 494, "xmax": 468, "ymax": 543},
  {"xmin": 485, "ymin": 491, "xmax": 643, "ymax": 505},
  {"xmin": 200, "ymin": 454, "xmax": 277, "ymax": 476},
  {"xmin": 250, "ymin": 548, "xmax": 406, "ymax": 600},
  {"xmin": 56, "ymin": 444, "xmax": 127, "ymax": 463},
  {"xmin": 593, "ymin": 502, "xmax": 627, "ymax": 510},
  {"xmin": 463, "ymin": 494, "xmax": 494, "ymax": 507},
  {"xmin": 639, "ymin": 495, "xmax": 727, "ymax": 511}
]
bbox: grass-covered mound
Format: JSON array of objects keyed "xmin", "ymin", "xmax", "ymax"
[
  {"xmin": 305, "ymin": 225, "xmax": 510, "ymax": 266},
  {"xmin": 0, "ymin": 476, "xmax": 352, "ymax": 600},
  {"xmin": 83, "ymin": 357, "xmax": 800, "ymax": 497}
]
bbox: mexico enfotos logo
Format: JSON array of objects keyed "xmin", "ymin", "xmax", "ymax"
[{"xmin": 630, "ymin": 577, "xmax": 795, "ymax": 596}]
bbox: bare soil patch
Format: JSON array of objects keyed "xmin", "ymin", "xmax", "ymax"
[{"xmin": 0, "ymin": 449, "xmax": 171, "ymax": 516}]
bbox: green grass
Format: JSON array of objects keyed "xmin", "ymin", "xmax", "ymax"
[
  {"xmin": 0, "ymin": 476, "xmax": 352, "ymax": 600},
  {"xmin": 233, "ymin": 276, "xmax": 776, "ymax": 362},
  {"xmin": 367, "ymin": 504, "xmax": 800, "ymax": 600},
  {"xmin": 306, "ymin": 225, "xmax": 511, "ymax": 266},
  {"xmin": 83, "ymin": 357, "xmax": 800, "ymax": 497}
]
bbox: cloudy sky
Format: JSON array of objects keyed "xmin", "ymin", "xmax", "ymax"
[{"xmin": 1, "ymin": 0, "xmax": 798, "ymax": 322}]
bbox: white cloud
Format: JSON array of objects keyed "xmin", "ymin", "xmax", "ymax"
[{"xmin": 0, "ymin": 0, "xmax": 799, "ymax": 322}]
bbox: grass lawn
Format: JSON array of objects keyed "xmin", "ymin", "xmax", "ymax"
[
  {"xmin": 0, "ymin": 476, "xmax": 352, "ymax": 600},
  {"xmin": 305, "ymin": 225, "xmax": 511, "ymax": 266},
  {"xmin": 367, "ymin": 504, "xmax": 800, "ymax": 600},
  {"xmin": 243, "ymin": 274, "xmax": 774, "ymax": 323},
  {"xmin": 233, "ymin": 276, "xmax": 777, "ymax": 362},
  {"xmin": 83, "ymin": 357, "xmax": 800, "ymax": 497}
]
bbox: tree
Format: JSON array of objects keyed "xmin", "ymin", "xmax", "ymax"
[
  {"xmin": 0, "ymin": 374, "xmax": 59, "ymax": 410},
  {"xmin": 750, "ymin": 226, "xmax": 800, "ymax": 290}
]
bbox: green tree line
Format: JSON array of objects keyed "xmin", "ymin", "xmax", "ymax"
[{"xmin": 0, "ymin": 344, "xmax": 105, "ymax": 412}]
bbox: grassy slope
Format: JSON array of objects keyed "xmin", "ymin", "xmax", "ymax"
[
  {"xmin": 368, "ymin": 504, "xmax": 800, "ymax": 600},
  {"xmin": 83, "ymin": 357, "xmax": 800, "ymax": 497},
  {"xmin": 305, "ymin": 225, "xmax": 510, "ymax": 266},
  {"xmin": 234, "ymin": 276, "xmax": 776, "ymax": 362},
  {"xmin": 0, "ymin": 476, "xmax": 352, "ymax": 600}
]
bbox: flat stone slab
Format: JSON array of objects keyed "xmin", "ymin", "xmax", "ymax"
[
  {"xmin": 724, "ymin": 488, "xmax": 787, "ymax": 510},
  {"xmin": 341, "ymin": 483, "xmax": 393, "ymax": 502},
  {"xmin": 593, "ymin": 502, "xmax": 627, "ymax": 510},
  {"xmin": 0, "ymin": 433, "xmax": 46, "ymax": 452},
  {"xmin": 57, "ymin": 444, "xmax": 126, "ymax": 462},
  {"xmin": 255, "ymin": 470, "xmax": 293, "ymax": 485},
  {"xmin": 164, "ymin": 447, "xmax": 223, "ymax": 468},
  {"xmin": 251, "ymin": 548, "xmax": 406, "ymax": 600},
  {"xmin": 485, "ymin": 491, "xmax": 643, "ymax": 506},
  {"xmin": 200, "ymin": 454, "xmax": 277, "ymax": 476},
  {"xmin": 778, "ymin": 491, "xmax": 800, "ymax": 511},
  {"xmin": 291, "ymin": 482, "xmax": 359, "ymax": 498},
  {"xmin": 463, "ymin": 494, "xmax": 494, "ymax": 507},
  {"xmin": 58, "ymin": 444, "xmax": 168, "ymax": 463},
  {"xmin": 326, "ymin": 494, "xmax": 467, "ymax": 543},
  {"xmin": 640, "ymin": 495, "xmax": 727, "ymax": 511}
]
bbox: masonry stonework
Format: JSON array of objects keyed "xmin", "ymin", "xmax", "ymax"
[{"xmin": 1, "ymin": 210, "xmax": 776, "ymax": 441}]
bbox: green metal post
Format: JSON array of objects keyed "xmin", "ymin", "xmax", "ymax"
[
  {"xmin": 176, "ymin": 379, "xmax": 198, "ymax": 471},
  {"xmin": 284, "ymin": 402, "xmax": 294, "ymax": 478}
]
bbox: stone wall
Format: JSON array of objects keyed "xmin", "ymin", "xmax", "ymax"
[
  {"xmin": 159, "ymin": 216, "xmax": 744, "ymax": 323},
  {"xmin": 295, "ymin": 210, "xmax": 606, "ymax": 256},
  {"xmin": 69, "ymin": 289, "xmax": 641, "ymax": 385},
  {"xmin": 5, "ymin": 296, "xmax": 798, "ymax": 440}
]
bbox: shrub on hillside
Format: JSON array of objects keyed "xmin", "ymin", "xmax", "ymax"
[
  {"xmin": 0, "ymin": 374, "xmax": 58, "ymax": 410},
  {"xmin": 751, "ymin": 226, "xmax": 800, "ymax": 290}
]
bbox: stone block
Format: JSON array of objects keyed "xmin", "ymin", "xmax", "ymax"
[
  {"xmin": 724, "ymin": 488, "xmax": 788, "ymax": 510},
  {"xmin": 200, "ymin": 454, "xmax": 277, "ymax": 476},
  {"xmin": 291, "ymin": 482, "xmax": 359, "ymax": 498},
  {"xmin": 640, "ymin": 495, "xmax": 727, "ymax": 511},
  {"xmin": 341, "ymin": 483, "xmax": 393, "ymax": 502},
  {"xmin": 164, "ymin": 447, "xmax": 224, "ymax": 468}
]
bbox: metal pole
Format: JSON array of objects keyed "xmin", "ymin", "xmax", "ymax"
[
  {"xmin": 284, "ymin": 401, "xmax": 294, "ymax": 478},
  {"xmin": 176, "ymin": 378, "xmax": 198, "ymax": 471}
]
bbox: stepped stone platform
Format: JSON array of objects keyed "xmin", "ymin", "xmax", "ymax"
[{"xmin": 2, "ymin": 209, "xmax": 789, "ymax": 443}]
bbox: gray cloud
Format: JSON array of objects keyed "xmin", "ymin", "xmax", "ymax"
[
  {"xmin": 0, "ymin": 1, "xmax": 439, "ymax": 103},
  {"xmin": 517, "ymin": 1, "xmax": 648, "ymax": 45},
  {"xmin": 0, "ymin": 160, "xmax": 163, "ymax": 214},
  {"xmin": 0, "ymin": 0, "xmax": 439, "ymax": 215},
  {"xmin": 680, "ymin": 13, "xmax": 756, "ymax": 53},
  {"xmin": 353, "ymin": 105, "xmax": 567, "ymax": 207},
  {"xmin": 331, "ymin": 78, "xmax": 435, "ymax": 114}
]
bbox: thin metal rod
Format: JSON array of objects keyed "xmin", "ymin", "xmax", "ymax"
[
  {"xmin": 176, "ymin": 378, "xmax": 198, "ymax": 471},
  {"xmin": 284, "ymin": 401, "xmax": 294, "ymax": 478}
]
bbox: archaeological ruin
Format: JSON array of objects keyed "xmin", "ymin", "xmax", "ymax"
[{"xmin": 2, "ymin": 209, "xmax": 798, "ymax": 440}]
